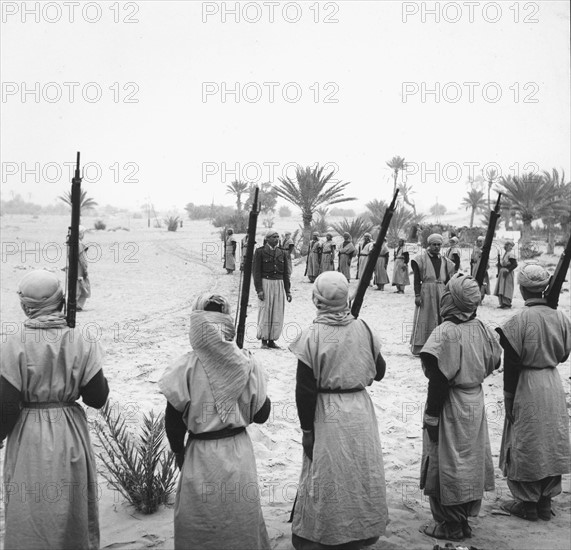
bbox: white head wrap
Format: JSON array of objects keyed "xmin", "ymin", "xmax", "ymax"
[
  {"xmin": 518, "ymin": 263, "xmax": 551, "ymax": 293},
  {"xmin": 428, "ymin": 233, "xmax": 443, "ymax": 244}
]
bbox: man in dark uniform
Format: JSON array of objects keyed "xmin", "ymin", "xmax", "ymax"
[{"xmin": 253, "ymin": 230, "xmax": 292, "ymax": 349}]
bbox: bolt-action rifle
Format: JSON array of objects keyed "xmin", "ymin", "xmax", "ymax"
[
  {"xmin": 351, "ymin": 189, "xmax": 399, "ymax": 318},
  {"xmin": 65, "ymin": 152, "xmax": 82, "ymax": 328},
  {"xmin": 236, "ymin": 187, "xmax": 260, "ymax": 349},
  {"xmin": 475, "ymin": 193, "xmax": 501, "ymax": 292},
  {"xmin": 544, "ymin": 233, "xmax": 571, "ymax": 309}
]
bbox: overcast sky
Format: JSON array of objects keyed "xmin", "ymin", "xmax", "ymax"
[{"xmin": 1, "ymin": 1, "xmax": 569, "ymax": 214}]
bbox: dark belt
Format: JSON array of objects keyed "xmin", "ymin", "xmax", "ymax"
[
  {"xmin": 187, "ymin": 426, "xmax": 246, "ymax": 440},
  {"xmin": 23, "ymin": 402, "xmax": 77, "ymax": 409},
  {"xmin": 317, "ymin": 387, "xmax": 364, "ymax": 394}
]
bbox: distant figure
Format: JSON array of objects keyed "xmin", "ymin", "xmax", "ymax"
[
  {"xmin": 1, "ymin": 269, "xmax": 109, "ymax": 550},
  {"xmin": 240, "ymin": 234, "xmax": 249, "ymax": 271},
  {"xmin": 281, "ymin": 231, "xmax": 295, "ymax": 274},
  {"xmin": 357, "ymin": 233, "xmax": 373, "ymax": 282},
  {"xmin": 159, "ymin": 293, "xmax": 271, "ymax": 549},
  {"xmin": 374, "ymin": 238, "xmax": 390, "ymax": 290},
  {"xmin": 338, "ymin": 232, "xmax": 356, "ymax": 281},
  {"xmin": 446, "ymin": 236, "xmax": 461, "ymax": 273},
  {"xmin": 470, "ymin": 236, "xmax": 490, "ymax": 298},
  {"xmin": 224, "ymin": 228, "xmax": 238, "ymax": 274},
  {"xmin": 77, "ymin": 225, "xmax": 91, "ymax": 311},
  {"xmin": 392, "ymin": 238, "xmax": 410, "ymax": 293},
  {"xmin": 495, "ymin": 241, "xmax": 518, "ymax": 309},
  {"xmin": 320, "ymin": 233, "xmax": 336, "ymax": 273},
  {"xmin": 409, "ymin": 234, "xmax": 455, "ymax": 356},
  {"xmin": 496, "ymin": 264, "xmax": 571, "ymax": 522},
  {"xmin": 306, "ymin": 232, "xmax": 321, "ymax": 283},
  {"xmin": 253, "ymin": 230, "xmax": 292, "ymax": 349}
]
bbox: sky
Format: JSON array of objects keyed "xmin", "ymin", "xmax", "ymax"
[{"xmin": 1, "ymin": 0, "xmax": 570, "ymax": 215}]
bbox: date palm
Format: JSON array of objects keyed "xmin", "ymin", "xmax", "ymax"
[
  {"xmin": 541, "ymin": 169, "xmax": 570, "ymax": 253},
  {"xmin": 331, "ymin": 216, "xmax": 374, "ymax": 243},
  {"xmin": 386, "ymin": 156, "xmax": 406, "ymax": 194},
  {"xmin": 461, "ymin": 189, "xmax": 487, "ymax": 227},
  {"xmin": 58, "ymin": 189, "xmax": 98, "ymax": 212},
  {"xmin": 365, "ymin": 199, "xmax": 388, "ymax": 226},
  {"xmin": 276, "ymin": 165, "xmax": 355, "ymax": 250},
  {"xmin": 484, "ymin": 167, "xmax": 498, "ymax": 210},
  {"xmin": 498, "ymin": 172, "xmax": 564, "ymax": 240},
  {"xmin": 225, "ymin": 180, "xmax": 249, "ymax": 212}
]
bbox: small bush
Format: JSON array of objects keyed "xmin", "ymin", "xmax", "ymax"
[
  {"xmin": 94, "ymin": 220, "xmax": 106, "ymax": 230},
  {"xmin": 165, "ymin": 216, "xmax": 180, "ymax": 232},
  {"xmin": 519, "ymin": 241, "xmax": 542, "ymax": 260},
  {"xmin": 278, "ymin": 206, "xmax": 292, "ymax": 217},
  {"xmin": 329, "ymin": 207, "xmax": 355, "ymax": 217},
  {"xmin": 212, "ymin": 212, "xmax": 248, "ymax": 233},
  {"xmin": 95, "ymin": 402, "xmax": 177, "ymax": 514},
  {"xmin": 262, "ymin": 216, "xmax": 275, "ymax": 229}
]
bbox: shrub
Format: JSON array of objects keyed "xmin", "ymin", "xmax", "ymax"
[
  {"xmin": 519, "ymin": 241, "xmax": 542, "ymax": 260},
  {"xmin": 165, "ymin": 215, "xmax": 180, "ymax": 232},
  {"xmin": 278, "ymin": 206, "xmax": 291, "ymax": 217},
  {"xmin": 262, "ymin": 216, "xmax": 275, "ymax": 229},
  {"xmin": 94, "ymin": 220, "xmax": 106, "ymax": 230},
  {"xmin": 329, "ymin": 207, "xmax": 356, "ymax": 217},
  {"xmin": 95, "ymin": 402, "xmax": 177, "ymax": 514},
  {"xmin": 212, "ymin": 212, "xmax": 248, "ymax": 233}
]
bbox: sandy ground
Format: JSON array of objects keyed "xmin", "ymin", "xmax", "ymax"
[{"xmin": 1, "ymin": 213, "xmax": 570, "ymax": 550}]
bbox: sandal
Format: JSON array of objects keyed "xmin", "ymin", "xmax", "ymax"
[
  {"xmin": 501, "ymin": 500, "xmax": 538, "ymax": 521},
  {"xmin": 420, "ymin": 521, "xmax": 464, "ymax": 542}
]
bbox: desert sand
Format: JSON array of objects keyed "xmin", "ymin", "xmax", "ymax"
[{"xmin": 1, "ymin": 213, "xmax": 570, "ymax": 550}]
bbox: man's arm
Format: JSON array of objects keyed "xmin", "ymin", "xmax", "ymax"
[
  {"xmin": 0, "ymin": 376, "xmax": 21, "ymax": 445},
  {"xmin": 283, "ymin": 249, "xmax": 291, "ymax": 295},
  {"xmin": 253, "ymin": 248, "xmax": 263, "ymax": 294}
]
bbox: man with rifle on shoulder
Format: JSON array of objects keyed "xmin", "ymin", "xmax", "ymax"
[
  {"xmin": 495, "ymin": 235, "xmax": 571, "ymax": 523},
  {"xmin": 288, "ymin": 192, "xmax": 398, "ymax": 550}
]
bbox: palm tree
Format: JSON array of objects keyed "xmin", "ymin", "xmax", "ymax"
[
  {"xmin": 388, "ymin": 205, "xmax": 417, "ymax": 244},
  {"xmin": 498, "ymin": 172, "xmax": 565, "ymax": 241},
  {"xmin": 485, "ymin": 167, "xmax": 498, "ymax": 210},
  {"xmin": 225, "ymin": 180, "xmax": 249, "ymax": 212},
  {"xmin": 461, "ymin": 189, "xmax": 487, "ymax": 227},
  {"xmin": 243, "ymin": 182, "xmax": 277, "ymax": 214},
  {"xmin": 58, "ymin": 189, "xmax": 98, "ymax": 212},
  {"xmin": 541, "ymin": 169, "xmax": 570, "ymax": 253},
  {"xmin": 397, "ymin": 181, "xmax": 417, "ymax": 215},
  {"xmin": 331, "ymin": 216, "xmax": 374, "ymax": 243},
  {"xmin": 276, "ymin": 165, "xmax": 355, "ymax": 250},
  {"xmin": 365, "ymin": 199, "xmax": 388, "ymax": 226},
  {"xmin": 386, "ymin": 156, "xmax": 406, "ymax": 194}
]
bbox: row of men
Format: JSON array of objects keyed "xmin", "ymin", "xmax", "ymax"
[
  {"xmin": 1, "ymin": 265, "xmax": 569, "ymax": 549},
  {"xmin": 228, "ymin": 229, "xmax": 521, "ymax": 360}
]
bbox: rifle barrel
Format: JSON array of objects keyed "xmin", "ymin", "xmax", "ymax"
[
  {"xmin": 66, "ymin": 151, "xmax": 82, "ymax": 328},
  {"xmin": 351, "ymin": 189, "xmax": 399, "ymax": 318}
]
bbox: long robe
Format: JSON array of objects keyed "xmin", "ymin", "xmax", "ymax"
[
  {"xmin": 498, "ymin": 303, "xmax": 571, "ymax": 484},
  {"xmin": 77, "ymin": 241, "xmax": 91, "ymax": 308},
  {"xmin": 224, "ymin": 234, "xmax": 238, "ymax": 271},
  {"xmin": 373, "ymin": 243, "xmax": 390, "ymax": 287},
  {"xmin": 289, "ymin": 319, "xmax": 388, "ymax": 546},
  {"xmin": 159, "ymin": 351, "xmax": 270, "ymax": 550},
  {"xmin": 410, "ymin": 251, "xmax": 454, "ymax": 355},
  {"xmin": 338, "ymin": 241, "xmax": 356, "ymax": 281},
  {"xmin": 257, "ymin": 279, "xmax": 286, "ymax": 340},
  {"xmin": 357, "ymin": 241, "xmax": 373, "ymax": 282},
  {"xmin": 420, "ymin": 320, "xmax": 501, "ymax": 506},
  {"xmin": 319, "ymin": 241, "xmax": 335, "ymax": 272},
  {"xmin": 392, "ymin": 245, "xmax": 410, "ymax": 287},
  {"xmin": 470, "ymin": 247, "xmax": 490, "ymax": 295},
  {"xmin": 494, "ymin": 250, "xmax": 516, "ymax": 306},
  {"xmin": 1, "ymin": 326, "xmax": 104, "ymax": 550},
  {"xmin": 307, "ymin": 241, "xmax": 321, "ymax": 281}
]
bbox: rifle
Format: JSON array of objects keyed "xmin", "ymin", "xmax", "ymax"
[
  {"xmin": 351, "ymin": 189, "xmax": 399, "ymax": 318},
  {"xmin": 223, "ymin": 226, "xmax": 227, "ymax": 269},
  {"xmin": 236, "ymin": 187, "xmax": 260, "ymax": 349},
  {"xmin": 544, "ymin": 233, "xmax": 571, "ymax": 309},
  {"xmin": 65, "ymin": 152, "xmax": 82, "ymax": 328},
  {"xmin": 304, "ymin": 240, "xmax": 311, "ymax": 277},
  {"xmin": 475, "ymin": 193, "xmax": 501, "ymax": 290}
]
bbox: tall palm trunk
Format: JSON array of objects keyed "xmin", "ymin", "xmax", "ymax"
[
  {"xmin": 469, "ymin": 208, "xmax": 475, "ymax": 227},
  {"xmin": 302, "ymin": 212, "xmax": 312, "ymax": 254}
]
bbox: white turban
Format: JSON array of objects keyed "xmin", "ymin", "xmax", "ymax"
[
  {"xmin": 440, "ymin": 273, "xmax": 481, "ymax": 322},
  {"xmin": 265, "ymin": 230, "xmax": 279, "ymax": 238},
  {"xmin": 518, "ymin": 263, "xmax": 551, "ymax": 293},
  {"xmin": 18, "ymin": 270, "xmax": 64, "ymax": 319},
  {"xmin": 313, "ymin": 271, "xmax": 349, "ymax": 312},
  {"xmin": 428, "ymin": 233, "xmax": 443, "ymax": 244}
]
